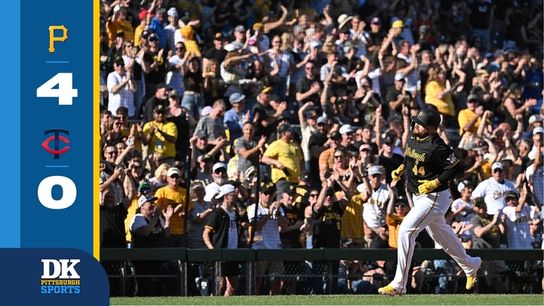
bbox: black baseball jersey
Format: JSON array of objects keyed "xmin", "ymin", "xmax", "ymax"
[{"xmin": 404, "ymin": 133, "xmax": 458, "ymax": 194}]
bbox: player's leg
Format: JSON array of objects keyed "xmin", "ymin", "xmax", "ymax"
[
  {"xmin": 380, "ymin": 194, "xmax": 442, "ymax": 294},
  {"xmin": 426, "ymin": 215, "xmax": 481, "ymax": 289}
]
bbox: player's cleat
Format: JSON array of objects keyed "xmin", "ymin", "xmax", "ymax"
[
  {"xmin": 378, "ymin": 284, "xmax": 402, "ymax": 296},
  {"xmin": 466, "ymin": 257, "xmax": 482, "ymax": 290}
]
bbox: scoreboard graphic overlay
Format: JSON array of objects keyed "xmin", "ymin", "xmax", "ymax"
[{"xmin": 1, "ymin": 1, "xmax": 108, "ymax": 304}]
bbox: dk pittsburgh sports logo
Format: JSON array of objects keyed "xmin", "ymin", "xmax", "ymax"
[{"xmin": 40, "ymin": 259, "xmax": 81, "ymax": 294}]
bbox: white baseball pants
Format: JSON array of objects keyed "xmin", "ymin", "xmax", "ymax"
[{"xmin": 389, "ymin": 189, "xmax": 480, "ymax": 293}]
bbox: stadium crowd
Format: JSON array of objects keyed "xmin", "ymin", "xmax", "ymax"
[{"xmin": 99, "ymin": 0, "xmax": 544, "ymax": 296}]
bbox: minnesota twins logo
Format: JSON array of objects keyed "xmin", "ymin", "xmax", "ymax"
[{"xmin": 41, "ymin": 129, "xmax": 70, "ymax": 159}]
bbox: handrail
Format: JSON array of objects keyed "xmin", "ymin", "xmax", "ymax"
[{"xmin": 101, "ymin": 248, "xmax": 544, "ymax": 262}]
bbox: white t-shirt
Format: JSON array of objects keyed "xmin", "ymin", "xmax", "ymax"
[
  {"xmin": 451, "ymin": 198, "xmax": 474, "ymax": 223},
  {"xmin": 502, "ymin": 204, "xmax": 532, "ymax": 249},
  {"xmin": 247, "ymin": 203, "xmax": 284, "ymax": 249},
  {"xmin": 107, "ymin": 71, "xmax": 135, "ymax": 117},
  {"xmin": 362, "ymin": 184, "xmax": 391, "ymax": 228},
  {"xmin": 226, "ymin": 209, "xmax": 239, "ymax": 249},
  {"xmin": 471, "ymin": 177, "xmax": 516, "ymax": 215}
]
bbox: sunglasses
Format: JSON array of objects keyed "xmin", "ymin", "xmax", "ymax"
[
  {"xmin": 149, "ymin": 37, "xmax": 158, "ymax": 42},
  {"xmin": 493, "ymin": 169, "xmax": 504, "ymax": 173},
  {"xmin": 334, "ymin": 155, "xmax": 344, "ymax": 159},
  {"xmin": 309, "ymin": 193, "xmax": 319, "ymax": 197},
  {"xmin": 214, "ymin": 169, "xmax": 226, "ymax": 174}
]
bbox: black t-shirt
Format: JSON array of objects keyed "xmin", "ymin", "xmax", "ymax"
[
  {"xmin": 296, "ymin": 76, "xmax": 321, "ymax": 104},
  {"xmin": 205, "ymin": 207, "xmax": 239, "ymax": 248},
  {"xmin": 280, "ymin": 203, "xmax": 304, "ymax": 248},
  {"xmin": 252, "ymin": 102, "xmax": 273, "ymax": 138},
  {"xmin": 404, "ymin": 133, "xmax": 457, "ymax": 194},
  {"xmin": 204, "ymin": 47, "xmax": 227, "ymax": 65},
  {"xmin": 184, "ymin": 70, "xmax": 203, "ymax": 92},
  {"xmin": 166, "ymin": 112, "xmax": 190, "ymax": 161},
  {"xmin": 311, "ymin": 201, "xmax": 345, "ymax": 248},
  {"xmin": 100, "ymin": 204, "xmax": 128, "ymax": 248},
  {"xmin": 143, "ymin": 50, "xmax": 166, "ymax": 85}
]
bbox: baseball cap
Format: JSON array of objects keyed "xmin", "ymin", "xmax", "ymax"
[
  {"xmin": 492, "ymin": 162, "xmax": 504, "ymax": 172},
  {"xmin": 394, "ymin": 73, "xmax": 406, "ymax": 82},
  {"xmin": 277, "ymin": 123, "xmax": 293, "ymax": 134},
  {"xmin": 467, "ymin": 94, "xmax": 479, "ymax": 102},
  {"xmin": 215, "ymin": 184, "xmax": 236, "ymax": 199},
  {"xmin": 310, "ymin": 40, "xmax": 321, "ymax": 49},
  {"xmin": 212, "ymin": 162, "xmax": 226, "ymax": 173},
  {"xmin": 167, "ymin": 7, "xmax": 178, "ymax": 18},
  {"xmin": 154, "ymin": 104, "xmax": 167, "ymax": 113},
  {"xmin": 138, "ymin": 195, "xmax": 158, "ymax": 208},
  {"xmin": 214, "ymin": 32, "xmax": 223, "ymax": 40},
  {"xmin": 359, "ymin": 144, "xmax": 371, "ymax": 152},
  {"xmin": 368, "ymin": 165, "xmax": 384, "ymax": 176},
  {"xmin": 141, "ymin": 29, "xmax": 151, "ymax": 39},
  {"xmin": 261, "ymin": 86, "xmax": 273, "ymax": 94},
  {"xmin": 138, "ymin": 181, "xmax": 151, "ymax": 192},
  {"xmin": 329, "ymin": 131, "xmax": 341, "ymax": 140},
  {"xmin": 457, "ymin": 180, "xmax": 473, "ymax": 193},
  {"xmin": 392, "ymin": 19, "xmax": 404, "ymax": 28},
  {"xmin": 168, "ymin": 90, "xmax": 180, "ymax": 98},
  {"xmin": 167, "ymin": 167, "xmax": 181, "ymax": 177},
  {"xmin": 371, "ymin": 17, "xmax": 380, "ymax": 24},
  {"xmin": 317, "ymin": 116, "xmax": 327, "ymax": 125},
  {"xmin": 339, "ymin": 124, "xmax": 354, "ymax": 135},
  {"xmin": 229, "ymin": 92, "xmax": 245, "ymax": 104},
  {"xmin": 260, "ymin": 181, "xmax": 276, "ymax": 195},
  {"xmin": 529, "ymin": 114, "xmax": 542, "ymax": 125},
  {"xmin": 504, "ymin": 190, "xmax": 518, "ymax": 200},
  {"xmin": 204, "ymin": 184, "xmax": 221, "ymax": 202},
  {"xmin": 234, "ymin": 25, "xmax": 245, "ymax": 33},
  {"xmin": 533, "ymin": 126, "xmax": 544, "ymax": 134},
  {"xmin": 201, "ymin": 106, "xmax": 212, "ymax": 117},
  {"xmin": 224, "ymin": 43, "xmax": 240, "ymax": 52}
]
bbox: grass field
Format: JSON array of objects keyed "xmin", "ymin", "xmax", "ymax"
[{"xmin": 111, "ymin": 294, "xmax": 544, "ymax": 305}]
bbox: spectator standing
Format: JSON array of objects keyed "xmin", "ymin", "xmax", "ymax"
[
  {"xmin": 107, "ymin": 57, "xmax": 136, "ymax": 118},
  {"xmin": 502, "ymin": 189, "xmax": 533, "ymax": 249},
  {"xmin": 203, "ymin": 184, "xmax": 241, "ymax": 296},
  {"xmin": 142, "ymin": 105, "xmax": 178, "ymax": 166},
  {"xmin": 247, "ymin": 183, "xmax": 286, "ymax": 295},
  {"xmin": 154, "ymin": 167, "xmax": 192, "ymax": 247},
  {"xmin": 262, "ymin": 124, "xmax": 304, "ymax": 184},
  {"xmin": 472, "ymin": 161, "xmax": 517, "ymax": 215}
]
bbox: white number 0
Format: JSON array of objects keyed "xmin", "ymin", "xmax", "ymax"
[
  {"xmin": 36, "ymin": 73, "xmax": 78, "ymax": 105},
  {"xmin": 38, "ymin": 176, "xmax": 77, "ymax": 209}
]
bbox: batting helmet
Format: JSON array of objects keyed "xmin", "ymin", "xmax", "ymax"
[{"xmin": 412, "ymin": 108, "xmax": 441, "ymax": 128}]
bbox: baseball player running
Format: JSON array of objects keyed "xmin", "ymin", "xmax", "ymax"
[{"xmin": 378, "ymin": 108, "xmax": 481, "ymax": 295}]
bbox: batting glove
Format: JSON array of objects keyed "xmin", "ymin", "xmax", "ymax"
[
  {"xmin": 417, "ymin": 179, "xmax": 441, "ymax": 194},
  {"xmin": 391, "ymin": 164, "xmax": 405, "ymax": 181}
]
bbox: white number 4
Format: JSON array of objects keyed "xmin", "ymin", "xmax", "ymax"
[{"xmin": 36, "ymin": 73, "xmax": 78, "ymax": 105}]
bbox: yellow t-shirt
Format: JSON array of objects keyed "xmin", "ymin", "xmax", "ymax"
[
  {"xmin": 142, "ymin": 121, "xmax": 177, "ymax": 159},
  {"xmin": 458, "ymin": 108, "xmax": 480, "ymax": 135},
  {"xmin": 263, "ymin": 139, "xmax": 303, "ymax": 183},
  {"xmin": 155, "ymin": 186, "xmax": 193, "ymax": 235},
  {"xmin": 341, "ymin": 194, "xmax": 365, "ymax": 239},
  {"xmin": 124, "ymin": 196, "xmax": 139, "ymax": 243},
  {"xmin": 425, "ymin": 80, "xmax": 455, "ymax": 116},
  {"xmin": 386, "ymin": 213, "xmax": 404, "ymax": 249}
]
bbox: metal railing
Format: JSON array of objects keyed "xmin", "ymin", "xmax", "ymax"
[{"xmin": 101, "ymin": 248, "xmax": 543, "ymax": 296}]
